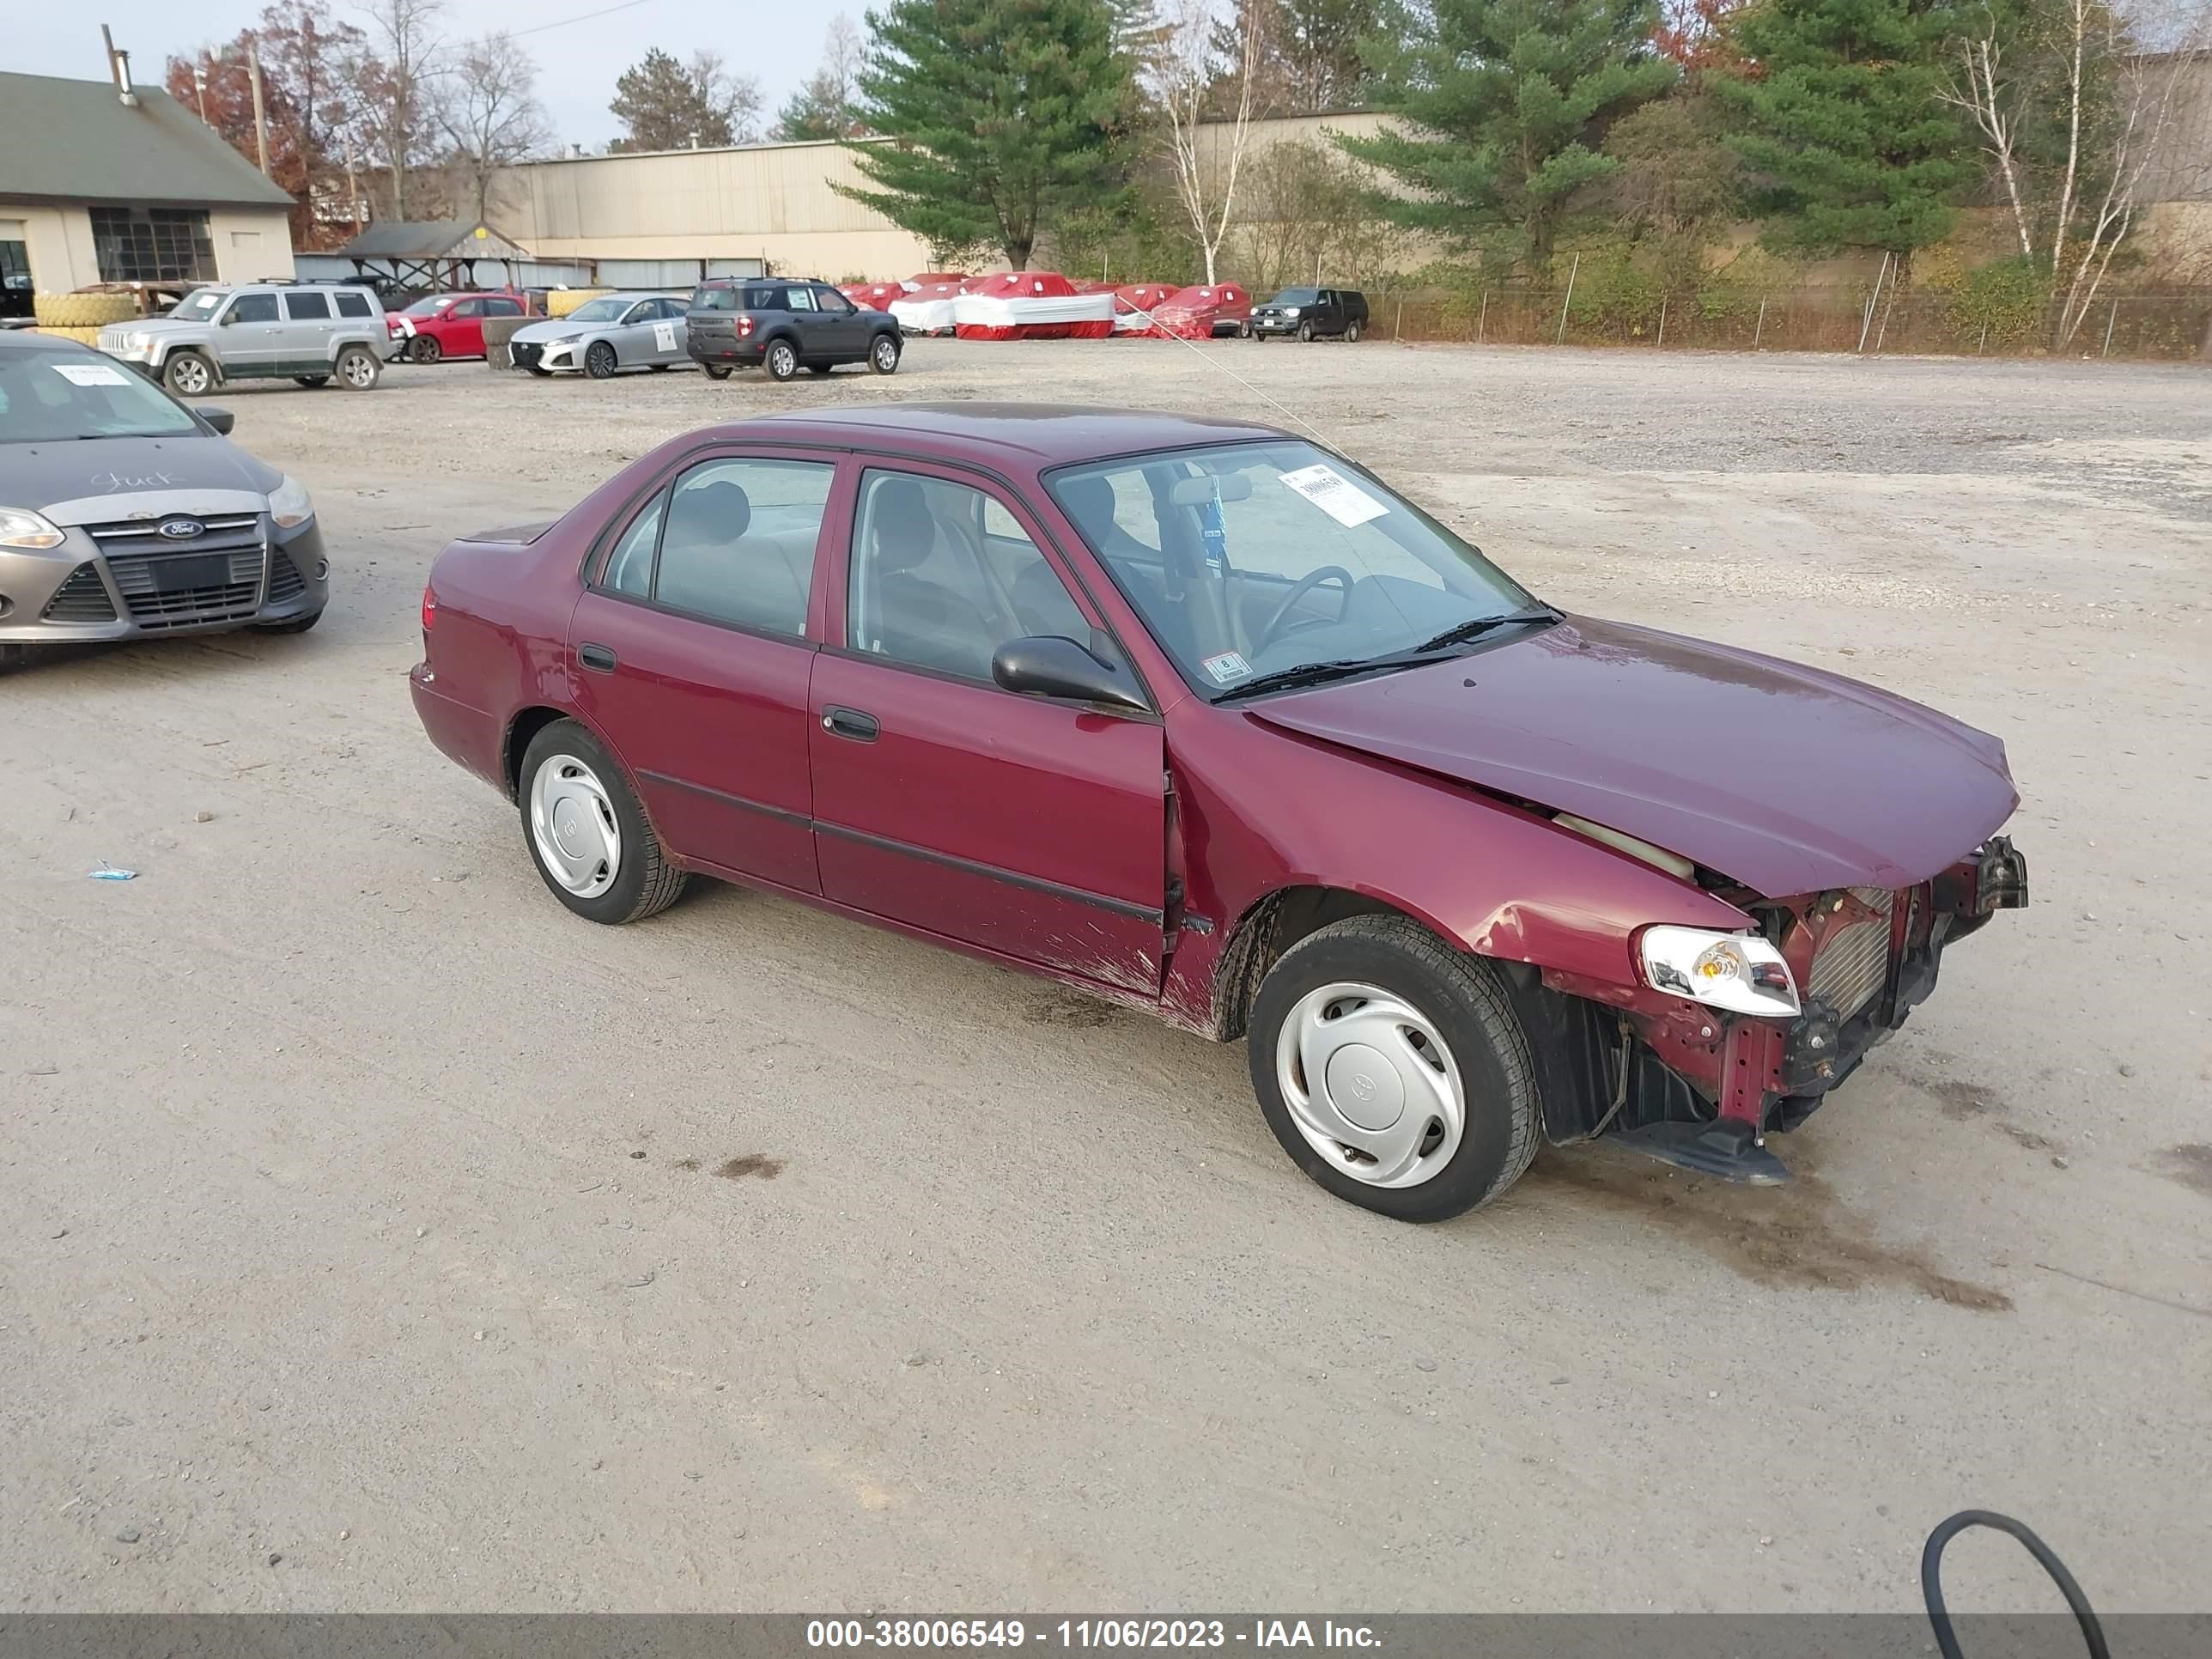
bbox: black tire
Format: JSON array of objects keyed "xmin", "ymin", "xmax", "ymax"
[
  {"xmin": 336, "ymin": 346, "xmax": 381, "ymax": 390},
  {"xmin": 163, "ymin": 349, "xmax": 216, "ymax": 397},
  {"xmin": 764, "ymin": 338, "xmax": 799, "ymax": 381},
  {"xmin": 585, "ymin": 341, "xmax": 618, "ymax": 380},
  {"xmin": 254, "ymin": 608, "xmax": 324, "ymax": 635},
  {"xmin": 868, "ymin": 332, "xmax": 902, "ymax": 375},
  {"xmin": 1297, "ymin": 321, "xmax": 1315, "ymax": 343},
  {"xmin": 516, "ymin": 719, "xmax": 687, "ymax": 925},
  {"xmin": 702, "ymin": 363, "xmax": 732, "ymax": 380},
  {"xmin": 1345, "ymin": 319, "xmax": 1363, "ymax": 343},
  {"xmin": 293, "ymin": 374, "xmax": 331, "ymax": 387},
  {"xmin": 1238, "ymin": 319, "xmax": 1253, "ymax": 338},
  {"xmin": 410, "ymin": 334, "xmax": 442, "ymax": 364},
  {"xmin": 1247, "ymin": 914, "xmax": 1540, "ymax": 1222}
]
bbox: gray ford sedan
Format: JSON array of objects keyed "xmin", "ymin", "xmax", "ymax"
[{"xmin": 0, "ymin": 331, "xmax": 328, "ymax": 665}]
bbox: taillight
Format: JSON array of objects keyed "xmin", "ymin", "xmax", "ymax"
[
  {"xmin": 737, "ymin": 314, "xmax": 754, "ymax": 338},
  {"xmin": 421, "ymin": 584, "xmax": 436, "ymax": 632}
]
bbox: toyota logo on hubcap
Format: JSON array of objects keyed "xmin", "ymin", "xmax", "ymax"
[{"xmin": 157, "ymin": 518, "xmax": 204, "ymax": 540}]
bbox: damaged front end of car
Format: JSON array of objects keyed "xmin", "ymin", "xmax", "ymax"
[{"xmin": 1498, "ymin": 837, "xmax": 2031, "ymax": 1182}]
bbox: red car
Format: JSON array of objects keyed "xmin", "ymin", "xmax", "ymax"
[
  {"xmin": 386, "ymin": 290, "xmax": 532, "ymax": 363},
  {"xmin": 409, "ymin": 406, "xmax": 2027, "ymax": 1220}
]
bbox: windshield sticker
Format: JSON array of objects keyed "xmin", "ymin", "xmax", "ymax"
[
  {"xmin": 51, "ymin": 362, "xmax": 132, "ymax": 388},
  {"xmin": 653, "ymin": 321, "xmax": 677, "ymax": 352},
  {"xmin": 1201, "ymin": 650, "xmax": 1253, "ymax": 684},
  {"xmin": 1279, "ymin": 463, "xmax": 1388, "ymax": 528}
]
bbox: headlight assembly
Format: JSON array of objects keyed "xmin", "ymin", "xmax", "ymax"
[
  {"xmin": 0, "ymin": 507, "xmax": 67, "ymax": 550},
  {"xmin": 267, "ymin": 474, "xmax": 314, "ymax": 530},
  {"xmin": 1638, "ymin": 927, "xmax": 1800, "ymax": 1018}
]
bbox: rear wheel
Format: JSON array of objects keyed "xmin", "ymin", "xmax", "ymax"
[
  {"xmin": 1248, "ymin": 914, "xmax": 1540, "ymax": 1222},
  {"xmin": 702, "ymin": 363, "xmax": 732, "ymax": 380},
  {"xmin": 410, "ymin": 334, "xmax": 442, "ymax": 364},
  {"xmin": 517, "ymin": 720, "xmax": 687, "ymax": 925},
  {"xmin": 336, "ymin": 346, "xmax": 380, "ymax": 390},
  {"xmin": 765, "ymin": 339, "xmax": 799, "ymax": 381},
  {"xmin": 163, "ymin": 350, "xmax": 215, "ymax": 397},
  {"xmin": 1345, "ymin": 319, "xmax": 1363, "ymax": 343},
  {"xmin": 585, "ymin": 341, "xmax": 618, "ymax": 380},
  {"xmin": 869, "ymin": 333, "xmax": 902, "ymax": 374}
]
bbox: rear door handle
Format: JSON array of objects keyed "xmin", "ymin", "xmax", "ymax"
[
  {"xmin": 578, "ymin": 642, "xmax": 617, "ymax": 672},
  {"xmin": 822, "ymin": 705, "xmax": 879, "ymax": 742}
]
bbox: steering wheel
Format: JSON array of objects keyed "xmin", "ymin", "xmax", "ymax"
[{"xmin": 1255, "ymin": 566, "xmax": 1355, "ymax": 655}]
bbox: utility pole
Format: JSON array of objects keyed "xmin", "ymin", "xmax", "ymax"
[
  {"xmin": 193, "ymin": 62, "xmax": 209, "ymax": 123},
  {"xmin": 247, "ymin": 40, "xmax": 271, "ymax": 176},
  {"xmin": 343, "ymin": 132, "xmax": 364, "ymax": 233}
]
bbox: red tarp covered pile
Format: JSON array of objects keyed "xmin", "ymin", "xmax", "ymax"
[
  {"xmin": 952, "ymin": 271, "xmax": 1116, "ymax": 340},
  {"xmin": 1111, "ymin": 283, "xmax": 1178, "ymax": 334},
  {"xmin": 1149, "ymin": 283, "xmax": 1252, "ymax": 339}
]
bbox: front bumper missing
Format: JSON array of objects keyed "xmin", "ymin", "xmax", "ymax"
[{"xmin": 1608, "ymin": 837, "xmax": 2029, "ymax": 1182}]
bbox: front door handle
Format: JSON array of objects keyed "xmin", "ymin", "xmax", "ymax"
[
  {"xmin": 822, "ymin": 705, "xmax": 879, "ymax": 742},
  {"xmin": 578, "ymin": 641, "xmax": 617, "ymax": 672}
]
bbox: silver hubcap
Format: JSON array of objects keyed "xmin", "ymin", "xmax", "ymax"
[
  {"xmin": 874, "ymin": 340, "xmax": 895, "ymax": 369},
  {"xmin": 771, "ymin": 345, "xmax": 793, "ymax": 375},
  {"xmin": 529, "ymin": 752, "xmax": 622, "ymax": 898},
  {"xmin": 343, "ymin": 355, "xmax": 373, "ymax": 386},
  {"xmin": 1275, "ymin": 981, "xmax": 1465, "ymax": 1188},
  {"xmin": 174, "ymin": 358, "xmax": 209, "ymax": 393}
]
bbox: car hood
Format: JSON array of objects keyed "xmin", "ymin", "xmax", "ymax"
[
  {"xmin": 0, "ymin": 434, "xmax": 277, "ymax": 523},
  {"xmin": 511, "ymin": 319, "xmax": 589, "ymax": 343},
  {"xmin": 1244, "ymin": 614, "xmax": 2019, "ymax": 897}
]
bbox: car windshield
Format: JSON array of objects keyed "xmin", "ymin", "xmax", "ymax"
[
  {"xmin": 562, "ymin": 296, "xmax": 629, "ymax": 323},
  {"xmin": 170, "ymin": 288, "xmax": 228, "ymax": 320},
  {"xmin": 403, "ymin": 295, "xmax": 456, "ymax": 316},
  {"xmin": 1047, "ymin": 440, "xmax": 1540, "ymax": 697},
  {"xmin": 0, "ymin": 349, "xmax": 201, "ymax": 442},
  {"xmin": 1271, "ymin": 289, "xmax": 1322, "ymax": 305}
]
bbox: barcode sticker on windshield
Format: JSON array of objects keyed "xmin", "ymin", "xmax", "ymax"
[
  {"xmin": 1279, "ymin": 463, "xmax": 1387, "ymax": 528},
  {"xmin": 51, "ymin": 362, "xmax": 131, "ymax": 388},
  {"xmin": 653, "ymin": 321, "xmax": 677, "ymax": 351},
  {"xmin": 1201, "ymin": 650, "xmax": 1253, "ymax": 684}
]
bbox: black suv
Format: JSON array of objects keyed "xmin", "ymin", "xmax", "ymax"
[
  {"xmin": 1250, "ymin": 287, "xmax": 1370, "ymax": 342},
  {"xmin": 686, "ymin": 278, "xmax": 903, "ymax": 381}
]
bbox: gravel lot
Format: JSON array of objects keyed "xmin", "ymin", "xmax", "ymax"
[{"xmin": 4, "ymin": 339, "xmax": 2209, "ymax": 1613}]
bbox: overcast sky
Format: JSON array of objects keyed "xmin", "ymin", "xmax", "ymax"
[{"xmin": 17, "ymin": 3, "xmax": 839, "ymax": 154}]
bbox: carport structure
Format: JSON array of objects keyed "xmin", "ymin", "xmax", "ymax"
[{"xmin": 331, "ymin": 219, "xmax": 532, "ymax": 293}]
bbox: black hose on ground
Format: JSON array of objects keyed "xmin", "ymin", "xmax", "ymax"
[{"xmin": 1923, "ymin": 1510, "xmax": 2110, "ymax": 1659}]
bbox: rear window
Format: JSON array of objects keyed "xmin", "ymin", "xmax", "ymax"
[
  {"xmin": 691, "ymin": 285, "xmax": 738, "ymax": 312},
  {"xmin": 333, "ymin": 291, "xmax": 373, "ymax": 318}
]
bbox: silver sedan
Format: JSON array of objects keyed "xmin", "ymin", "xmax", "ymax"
[{"xmin": 507, "ymin": 295, "xmax": 691, "ymax": 379}]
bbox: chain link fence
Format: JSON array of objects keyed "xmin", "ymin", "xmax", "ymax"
[{"xmin": 1362, "ymin": 284, "xmax": 2212, "ymax": 361}]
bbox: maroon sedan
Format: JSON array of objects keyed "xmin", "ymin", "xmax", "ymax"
[{"xmin": 409, "ymin": 405, "xmax": 2027, "ymax": 1221}]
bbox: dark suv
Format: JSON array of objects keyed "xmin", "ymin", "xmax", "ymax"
[
  {"xmin": 1250, "ymin": 287, "xmax": 1370, "ymax": 342},
  {"xmin": 685, "ymin": 278, "xmax": 903, "ymax": 381}
]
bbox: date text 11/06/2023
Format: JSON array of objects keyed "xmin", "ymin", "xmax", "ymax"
[{"xmin": 806, "ymin": 1620, "xmax": 1382, "ymax": 1649}]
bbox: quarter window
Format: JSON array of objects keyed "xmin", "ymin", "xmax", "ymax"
[
  {"xmin": 608, "ymin": 457, "xmax": 833, "ymax": 635},
  {"xmin": 333, "ymin": 291, "xmax": 374, "ymax": 318},
  {"xmin": 848, "ymin": 471, "xmax": 1088, "ymax": 681},
  {"xmin": 783, "ymin": 285, "xmax": 817, "ymax": 313},
  {"xmin": 283, "ymin": 290, "xmax": 331, "ymax": 320}
]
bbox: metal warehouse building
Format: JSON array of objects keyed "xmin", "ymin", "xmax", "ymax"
[{"xmin": 0, "ymin": 68, "xmax": 297, "ymax": 309}]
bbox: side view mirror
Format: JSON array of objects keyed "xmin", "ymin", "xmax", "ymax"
[
  {"xmin": 992, "ymin": 635, "xmax": 1148, "ymax": 713},
  {"xmin": 198, "ymin": 406, "xmax": 235, "ymax": 434}
]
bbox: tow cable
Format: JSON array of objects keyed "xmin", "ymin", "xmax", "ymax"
[{"xmin": 1923, "ymin": 1510, "xmax": 2110, "ymax": 1659}]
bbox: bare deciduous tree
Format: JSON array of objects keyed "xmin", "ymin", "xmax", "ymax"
[
  {"xmin": 1159, "ymin": 0, "xmax": 1267, "ymax": 285},
  {"xmin": 442, "ymin": 33, "xmax": 550, "ymax": 219},
  {"xmin": 1946, "ymin": 0, "xmax": 2212, "ymax": 342},
  {"xmin": 344, "ymin": 0, "xmax": 447, "ymax": 219}
]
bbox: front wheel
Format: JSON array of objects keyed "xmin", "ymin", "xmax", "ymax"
[
  {"xmin": 163, "ymin": 350, "xmax": 216, "ymax": 397},
  {"xmin": 869, "ymin": 333, "xmax": 902, "ymax": 375},
  {"xmin": 702, "ymin": 363, "xmax": 732, "ymax": 380},
  {"xmin": 336, "ymin": 345, "xmax": 381, "ymax": 390},
  {"xmin": 584, "ymin": 341, "xmax": 618, "ymax": 380},
  {"xmin": 410, "ymin": 334, "xmax": 442, "ymax": 364},
  {"xmin": 1297, "ymin": 321, "xmax": 1315, "ymax": 343},
  {"xmin": 764, "ymin": 339, "xmax": 799, "ymax": 381},
  {"xmin": 1248, "ymin": 915, "xmax": 1540, "ymax": 1222},
  {"xmin": 517, "ymin": 720, "xmax": 688, "ymax": 924}
]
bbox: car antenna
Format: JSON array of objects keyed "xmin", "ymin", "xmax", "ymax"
[{"xmin": 1117, "ymin": 293, "xmax": 1339, "ymax": 452}]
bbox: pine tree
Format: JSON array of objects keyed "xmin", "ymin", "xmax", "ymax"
[
  {"xmin": 1713, "ymin": 0, "xmax": 1973, "ymax": 262},
  {"xmin": 841, "ymin": 0, "xmax": 1137, "ymax": 268},
  {"xmin": 1336, "ymin": 0, "xmax": 1678, "ymax": 270},
  {"xmin": 610, "ymin": 47, "xmax": 763, "ymax": 151}
]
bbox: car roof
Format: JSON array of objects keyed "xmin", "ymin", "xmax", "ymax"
[
  {"xmin": 0, "ymin": 329, "xmax": 99, "ymax": 355},
  {"xmin": 728, "ymin": 404, "xmax": 1293, "ymax": 467}
]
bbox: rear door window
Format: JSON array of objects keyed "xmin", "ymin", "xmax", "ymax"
[
  {"xmin": 283, "ymin": 290, "xmax": 331, "ymax": 321},
  {"xmin": 604, "ymin": 457, "xmax": 836, "ymax": 637}
]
